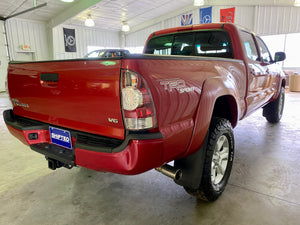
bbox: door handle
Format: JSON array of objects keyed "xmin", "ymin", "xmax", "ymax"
[
  {"xmin": 40, "ymin": 73, "xmax": 59, "ymax": 82},
  {"xmin": 40, "ymin": 73, "xmax": 59, "ymax": 88}
]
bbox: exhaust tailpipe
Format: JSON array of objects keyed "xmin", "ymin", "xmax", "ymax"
[{"xmin": 156, "ymin": 164, "xmax": 182, "ymax": 181}]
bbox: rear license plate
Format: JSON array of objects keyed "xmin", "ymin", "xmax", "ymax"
[{"xmin": 49, "ymin": 126, "xmax": 72, "ymax": 150}]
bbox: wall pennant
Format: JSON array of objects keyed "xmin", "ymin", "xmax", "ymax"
[
  {"xmin": 220, "ymin": 7, "xmax": 235, "ymax": 23},
  {"xmin": 63, "ymin": 28, "xmax": 77, "ymax": 52},
  {"xmin": 200, "ymin": 6, "xmax": 212, "ymax": 24},
  {"xmin": 181, "ymin": 13, "xmax": 193, "ymax": 26}
]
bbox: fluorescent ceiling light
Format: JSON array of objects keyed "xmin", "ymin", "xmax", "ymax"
[
  {"xmin": 295, "ymin": 0, "xmax": 300, "ymax": 6},
  {"xmin": 60, "ymin": 0, "xmax": 74, "ymax": 2},
  {"xmin": 85, "ymin": 18, "xmax": 95, "ymax": 27},
  {"xmin": 85, "ymin": 15, "xmax": 95, "ymax": 27},
  {"xmin": 122, "ymin": 24, "xmax": 130, "ymax": 32},
  {"xmin": 194, "ymin": 0, "xmax": 204, "ymax": 6}
]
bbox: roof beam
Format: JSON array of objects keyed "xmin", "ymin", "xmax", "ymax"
[
  {"xmin": 5, "ymin": 3, "xmax": 47, "ymax": 20},
  {"xmin": 48, "ymin": 0, "xmax": 102, "ymax": 28}
]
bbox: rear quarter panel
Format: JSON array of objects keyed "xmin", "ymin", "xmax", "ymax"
[{"xmin": 123, "ymin": 55, "xmax": 246, "ymax": 162}]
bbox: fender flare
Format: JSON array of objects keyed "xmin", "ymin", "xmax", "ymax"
[
  {"xmin": 184, "ymin": 76, "xmax": 239, "ymax": 157},
  {"xmin": 174, "ymin": 77, "xmax": 239, "ymax": 189}
]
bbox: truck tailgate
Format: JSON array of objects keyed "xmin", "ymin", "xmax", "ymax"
[{"xmin": 8, "ymin": 59, "xmax": 124, "ymax": 140}]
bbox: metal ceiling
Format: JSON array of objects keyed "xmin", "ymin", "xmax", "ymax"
[
  {"xmin": 0, "ymin": 0, "xmax": 68, "ymax": 21},
  {"xmin": 67, "ymin": 0, "xmax": 191, "ymax": 31},
  {"xmin": 0, "ymin": 0, "xmax": 297, "ymax": 31}
]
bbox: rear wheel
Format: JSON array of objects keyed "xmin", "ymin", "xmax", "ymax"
[
  {"xmin": 184, "ymin": 117, "xmax": 234, "ymax": 202},
  {"xmin": 263, "ymin": 87, "xmax": 285, "ymax": 123}
]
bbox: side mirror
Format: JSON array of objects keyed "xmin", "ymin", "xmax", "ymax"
[{"xmin": 274, "ymin": 52, "xmax": 286, "ymax": 62}]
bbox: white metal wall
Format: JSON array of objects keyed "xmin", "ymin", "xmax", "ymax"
[
  {"xmin": 256, "ymin": 6, "xmax": 300, "ymax": 35},
  {"xmin": 6, "ymin": 19, "xmax": 50, "ymax": 61},
  {"xmin": 4, "ymin": 6, "xmax": 300, "ymax": 61},
  {"xmin": 53, "ymin": 25, "xmax": 120, "ymax": 60},
  {"xmin": 0, "ymin": 21, "xmax": 9, "ymax": 92},
  {"xmin": 126, "ymin": 6, "xmax": 255, "ymax": 47},
  {"xmin": 164, "ymin": 6, "xmax": 255, "ymax": 30},
  {"xmin": 126, "ymin": 23, "xmax": 162, "ymax": 47},
  {"xmin": 125, "ymin": 6, "xmax": 300, "ymax": 47}
]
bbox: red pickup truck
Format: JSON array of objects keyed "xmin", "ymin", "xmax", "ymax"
[{"xmin": 4, "ymin": 23, "xmax": 286, "ymax": 201}]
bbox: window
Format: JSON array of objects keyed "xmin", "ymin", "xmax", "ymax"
[
  {"xmin": 284, "ymin": 33, "xmax": 300, "ymax": 67},
  {"xmin": 194, "ymin": 31, "xmax": 233, "ymax": 58},
  {"xmin": 240, "ymin": 31, "xmax": 259, "ymax": 61},
  {"xmin": 87, "ymin": 46, "xmax": 104, "ymax": 54},
  {"xmin": 256, "ymin": 37, "xmax": 272, "ymax": 63},
  {"xmin": 173, "ymin": 33, "xmax": 193, "ymax": 55},
  {"xmin": 144, "ymin": 35, "xmax": 173, "ymax": 55},
  {"xmin": 262, "ymin": 33, "xmax": 300, "ymax": 68},
  {"xmin": 125, "ymin": 46, "xmax": 144, "ymax": 54},
  {"xmin": 87, "ymin": 51, "xmax": 100, "ymax": 58},
  {"xmin": 261, "ymin": 35, "xmax": 285, "ymax": 58},
  {"xmin": 145, "ymin": 30, "xmax": 233, "ymax": 59}
]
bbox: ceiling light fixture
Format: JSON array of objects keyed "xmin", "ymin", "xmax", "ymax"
[
  {"xmin": 60, "ymin": 0, "xmax": 74, "ymax": 3},
  {"xmin": 194, "ymin": 0, "xmax": 204, "ymax": 6},
  {"xmin": 295, "ymin": 0, "xmax": 300, "ymax": 6},
  {"xmin": 122, "ymin": 23, "xmax": 130, "ymax": 32},
  {"xmin": 85, "ymin": 14, "xmax": 95, "ymax": 27}
]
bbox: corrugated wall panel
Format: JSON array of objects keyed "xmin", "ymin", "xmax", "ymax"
[
  {"xmin": 210, "ymin": 6, "xmax": 255, "ymax": 29},
  {"xmin": 256, "ymin": 6, "xmax": 300, "ymax": 35},
  {"xmin": 6, "ymin": 19, "xmax": 50, "ymax": 61},
  {"xmin": 126, "ymin": 6, "xmax": 255, "ymax": 48},
  {"xmin": 52, "ymin": 25, "xmax": 120, "ymax": 59},
  {"xmin": 126, "ymin": 23, "xmax": 161, "ymax": 47},
  {"xmin": 0, "ymin": 21, "xmax": 8, "ymax": 91}
]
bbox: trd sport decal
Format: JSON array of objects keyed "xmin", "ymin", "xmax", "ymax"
[{"xmin": 159, "ymin": 79, "xmax": 196, "ymax": 93}]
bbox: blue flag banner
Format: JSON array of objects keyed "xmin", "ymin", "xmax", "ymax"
[
  {"xmin": 181, "ymin": 14, "xmax": 193, "ymax": 26},
  {"xmin": 200, "ymin": 6, "xmax": 212, "ymax": 24}
]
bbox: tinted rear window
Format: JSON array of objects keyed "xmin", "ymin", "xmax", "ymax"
[{"xmin": 145, "ymin": 30, "xmax": 233, "ymax": 59}]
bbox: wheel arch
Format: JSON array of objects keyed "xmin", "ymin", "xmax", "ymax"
[
  {"xmin": 183, "ymin": 76, "xmax": 239, "ymax": 157},
  {"xmin": 212, "ymin": 95, "xmax": 238, "ymax": 128}
]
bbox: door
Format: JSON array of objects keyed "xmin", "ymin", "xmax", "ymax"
[
  {"xmin": 0, "ymin": 21, "xmax": 9, "ymax": 92},
  {"xmin": 240, "ymin": 31, "xmax": 273, "ymax": 114}
]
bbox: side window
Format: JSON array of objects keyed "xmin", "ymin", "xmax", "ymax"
[
  {"xmin": 172, "ymin": 33, "xmax": 194, "ymax": 55},
  {"xmin": 256, "ymin": 37, "xmax": 272, "ymax": 63},
  {"xmin": 87, "ymin": 51, "xmax": 99, "ymax": 58},
  {"xmin": 240, "ymin": 31, "xmax": 259, "ymax": 61}
]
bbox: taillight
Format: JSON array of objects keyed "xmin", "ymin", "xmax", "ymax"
[{"xmin": 121, "ymin": 69, "xmax": 157, "ymax": 130}]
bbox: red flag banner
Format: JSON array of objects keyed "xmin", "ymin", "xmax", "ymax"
[{"xmin": 220, "ymin": 7, "xmax": 235, "ymax": 23}]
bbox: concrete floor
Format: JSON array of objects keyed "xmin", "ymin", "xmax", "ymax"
[{"xmin": 0, "ymin": 91, "xmax": 300, "ymax": 225}]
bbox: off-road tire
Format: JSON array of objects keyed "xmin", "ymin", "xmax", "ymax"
[
  {"xmin": 184, "ymin": 117, "xmax": 234, "ymax": 202},
  {"xmin": 263, "ymin": 87, "xmax": 285, "ymax": 123}
]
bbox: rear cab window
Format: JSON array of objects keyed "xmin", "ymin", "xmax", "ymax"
[{"xmin": 144, "ymin": 30, "xmax": 234, "ymax": 59}]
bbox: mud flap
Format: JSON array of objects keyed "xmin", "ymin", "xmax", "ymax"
[{"xmin": 174, "ymin": 131, "xmax": 209, "ymax": 190}]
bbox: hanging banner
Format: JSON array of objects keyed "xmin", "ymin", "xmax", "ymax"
[
  {"xmin": 220, "ymin": 7, "xmax": 235, "ymax": 23},
  {"xmin": 200, "ymin": 6, "xmax": 212, "ymax": 24},
  {"xmin": 181, "ymin": 14, "xmax": 193, "ymax": 26},
  {"xmin": 63, "ymin": 28, "xmax": 77, "ymax": 52}
]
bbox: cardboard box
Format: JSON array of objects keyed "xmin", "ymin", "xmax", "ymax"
[{"xmin": 290, "ymin": 74, "xmax": 300, "ymax": 92}]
